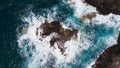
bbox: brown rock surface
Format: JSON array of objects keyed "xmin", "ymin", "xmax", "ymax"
[
  {"xmin": 36, "ymin": 21, "xmax": 78, "ymax": 54},
  {"xmin": 84, "ymin": 0, "xmax": 120, "ymax": 67},
  {"xmin": 81, "ymin": 12, "xmax": 96, "ymax": 21},
  {"xmin": 85, "ymin": 0, "xmax": 120, "ymax": 15},
  {"xmin": 92, "ymin": 33, "xmax": 120, "ymax": 68}
]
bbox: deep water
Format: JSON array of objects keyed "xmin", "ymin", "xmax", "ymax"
[
  {"xmin": 0, "ymin": 0, "xmax": 67, "ymax": 68},
  {"xmin": 0, "ymin": 0, "xmax": 24, "ymax": 68}
]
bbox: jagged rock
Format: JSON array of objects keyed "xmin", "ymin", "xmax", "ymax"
[
  {"xmin": 84, "ymin": 0, "xmax": 120, "ymax": 67},
  {"xmin": 81, "ymin": 12, "xmax": 96, "ymax": 21},
  {"xmin": 92, "ymin": 33, "xmax": 120, "ymax": 68},
  {"xmin": 36, "ymin": 21, "xmax": 78, "ymax": 54},
  {"xmin": 40, "ymin": 21, "xmax": 62, "ymax": 36},
  {"xmin": 85, "ymin": 0, "xmax": 120, "ymax": 15}
]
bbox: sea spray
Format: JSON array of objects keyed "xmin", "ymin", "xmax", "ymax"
[{"xmin": 17, "ymin": 0, "xmax": 120, "ymax": 68}]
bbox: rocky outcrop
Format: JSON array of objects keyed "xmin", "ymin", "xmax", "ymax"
[
  {"xmin": 81, "ymin": 12, "xmax": 96, "ymax": 21},
  {"xmin": 85, "ymin": 0, "xmax": 120, "ymax": 15},
  {"xmin": 36, "ymin": 21, "xmax": 78, "ymax": 54},
  {"xmin": 84, "ymin": 0, "xmax": 120, "ymax": 67},
  {"xmin": 92, "ymin": 33, "xmax": 120, "ymax": 68}
]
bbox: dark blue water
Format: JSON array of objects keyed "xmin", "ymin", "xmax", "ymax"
[
  {"xmin": 0, "ymin": 1, "xmax": 24, "ymax": 68},
  {"xmin": 0, "ymin": 0, "xmax": 61, "ymax": 68}
]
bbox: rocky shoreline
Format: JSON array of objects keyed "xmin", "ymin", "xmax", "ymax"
[
  {"xmin": 85, "ymin": 0, "xmax": 120, "ymax": 15},
  {"xmin": 92, "ymin": 33, "xmax": 120, "ymax": 68},
  {"xmin": 35, "ymin": 0, "xmax": 120, "ymax": 66},
  {"xmin": 85, "ymin": 0, "xmax": 120, "ymax": 68}
]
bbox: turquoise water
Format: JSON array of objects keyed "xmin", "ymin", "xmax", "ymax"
[
  {"xmin": 60, "ymin": 16, "xmax": 116, "ymax": 68},
  {"xmin": 76, "ymin": 24, "xmax": 116, "ymax": 68}
]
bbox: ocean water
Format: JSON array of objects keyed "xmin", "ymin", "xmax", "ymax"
[{"xmin": 0, "ymin": 0, "xmax": 120, "ymax": 68}]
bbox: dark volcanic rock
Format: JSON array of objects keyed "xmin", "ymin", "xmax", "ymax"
[
  {"xmin": 85, "ymin": 0, "xmax": 120, "ymax": 15},
  {"xmin": 40, "ymin": 21, "xmax": 62, "ymax": 36},
  {"xmin": 92, "ymin": 33, "xmax": 120, "ymax": 68},
  {"xmin": 81, "ymin": 12, "xmax": 96, "ymax": 21},
  {"xmin": 84, "ymin": 0, "xmax": 120, "ymax": 67},
  {"xmin": 36, "ymin": 21, "xmax": 78, "ymax": 54}
]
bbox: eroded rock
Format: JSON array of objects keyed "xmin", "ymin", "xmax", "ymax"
[
  {"xmin": 81, "ymin": 12, "xmax": 96, "ymax": 21},
  {"xmin": 85, "ymin": 0, "xmax": 120, "ymax": 15},
  {"xmin": 84, "ymin": 0, "xmax": 120, "ymax": 67},
  {"xmin": 36, "ymin": 21, "xmax": 78, "ymax": 54},
  {"xmin": 92, "ymin": 33, "xmax": 120, "ymax": 68}
]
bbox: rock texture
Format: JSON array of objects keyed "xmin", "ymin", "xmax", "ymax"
[
  {"xmin": 85, "ymin": 0, "xmax": 120, "ymax": 15},
  {"xmin": 85, "ymin": 0, "xmax": 120, "ymax": 67},
  {"xmin": 81, "ymin": 12, "xmax": 96, "ymax": 21},
  {"xmin": 36, "ymin": 21, "xmax": 78, "ymax": 54},
  {"xmin": 92, "ymin": 33, "xmax": 120, "ymax": 68}
]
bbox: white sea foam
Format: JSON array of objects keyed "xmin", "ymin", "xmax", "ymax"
[
  {"xmin": 17, "ymin": 11, "xmax": 93, "ymax": 68},
  {"xmin": 64, "ymin": 0, "xmax": 96, "ymax": 17},
  {"xmin": 17, "ymin": 0, "xmax": 120, "ymax": 68},
  {"xmin": 65, "ymin": 0, "xmax": 120, "ymax": 47},
  {"xmin": 86, "ymin": 60, "xmax": 95, "ymax": 68},
  {"xmin": 106, "ymin": 33, "xmax": 119, "ymax": 47},
  {"xmin": 65, "ymin": 0, "xmax": 120, "ymax": 28},
  {"xmin": 65, "ymin": 0, "xmax": 120, "ymax": 68}
]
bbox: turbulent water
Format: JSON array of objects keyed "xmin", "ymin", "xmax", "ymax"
[{"xmin": 1, "ymin": 0, "xmax": 120, "ymax": 68}]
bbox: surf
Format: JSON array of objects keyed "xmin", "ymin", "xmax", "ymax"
[{"xmin": 17, "ymin": 0, "xmax": 120, "ymax": 68}]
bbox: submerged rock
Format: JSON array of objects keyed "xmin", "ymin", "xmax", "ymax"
[
  {"xmin": 36, "ymin": 21, "xmax": 78, "ymax": 54},
  {"xmin": 81, "ymin": 12, "xmax": 96, "ymax": 21},
  {"xmin": 92, "ymin": 33, "xmax": 120, "ymax": 68},
  {"xmin": 85, "ymin": 0, "xmax": 120, "ymax": 15}
]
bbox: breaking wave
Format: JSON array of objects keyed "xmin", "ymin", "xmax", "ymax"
[{"xmin": 17, "ymin": 0, "xmax": 120, "ymax": 68}]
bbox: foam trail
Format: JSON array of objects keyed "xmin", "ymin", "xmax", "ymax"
[
  {"xmin": 65, "ymin": 0, "xmax": 120, "ymax": 67},
  {"xmin": 17, "ymin": 12, "xmax": 89, "ymax": 68}
]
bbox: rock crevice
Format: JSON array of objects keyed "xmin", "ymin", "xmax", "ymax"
[{"xmin": 36, "ymin": 21, "xmax": 78, "ymax": 54}]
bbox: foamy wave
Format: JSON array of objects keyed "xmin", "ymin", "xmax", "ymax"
[
  {"xmin": 65, "ymin": 0, "xmax": 120, "ymax": 46},
  {"xmin": 65, "ymin": 0, "xmax": 120, "ymax": 29},
  {"xmin": 65, "ymin": 0, "xmax": 120, "ymax": 68},
  {"xmin": 64, "ymin": 0, "xmax": 96, "ymax": 17},
  {"xmin": 17, "ymin": 0, "xmax": 120, "ymax": 68},
  {"xmin": 17, "ymin": 11, "xmax": 93, "ymax": 68}
]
